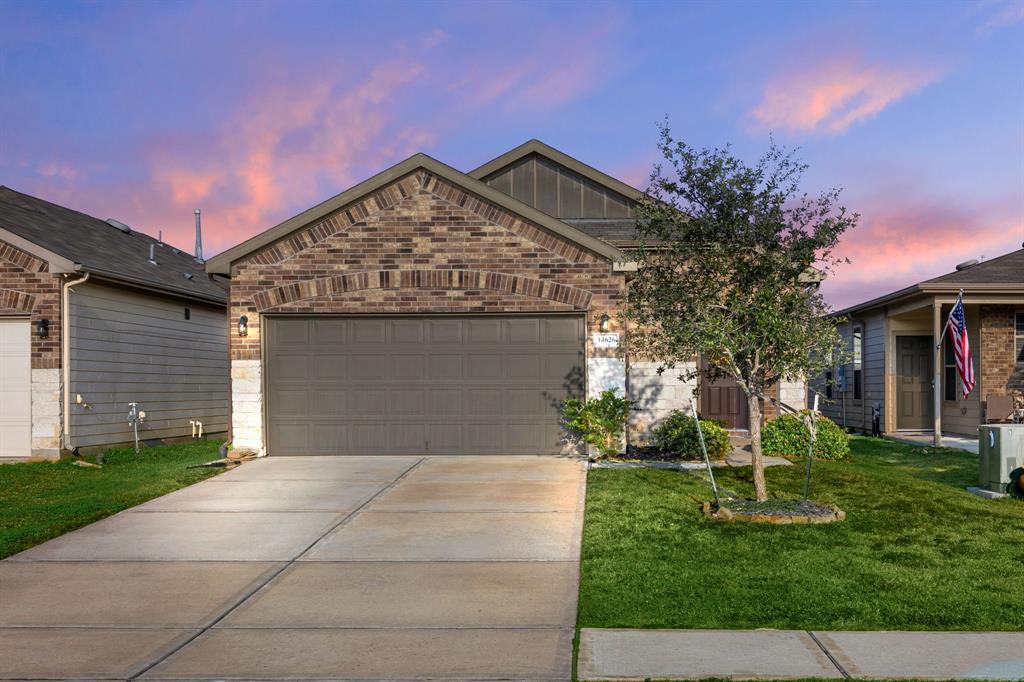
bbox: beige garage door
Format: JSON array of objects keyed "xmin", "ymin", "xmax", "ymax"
[
  {"xmin": 265, "ymin": 315, "xmax": 584, "ymax": 455},
  {"xmin": 0, "ymin": 318, "xmax": 32, "ymax": 459}
]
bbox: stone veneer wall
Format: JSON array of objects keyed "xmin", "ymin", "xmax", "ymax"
[
  {"xmin": 980, "ymin": 305, "xmax": 1022, "ymax": 398},
  {"xmin": 227, "ymin": 169, "xmax": 627, "ymax": 453},
  {"xmin": 0, "ymin": 239, "xmax": 63, "ymax": 458},
  {"xmin": 627, "ymin": 360, "xmax": 698, "ymax": 444}
]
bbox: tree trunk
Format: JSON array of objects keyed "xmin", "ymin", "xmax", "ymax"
[{"xmin": 748, "ymin": 393, "xmax": 767, "ymax": 502}]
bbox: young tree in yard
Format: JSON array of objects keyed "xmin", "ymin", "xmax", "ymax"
[{"xmin": 627, "ymin": 126, "xmax": 855, "ymax": 502}]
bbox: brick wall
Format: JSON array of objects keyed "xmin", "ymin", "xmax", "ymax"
[
  {"xmin": 1, "ymin": 239, "xmax": 63, "ymax": 457},
  {"xmin": 228, "ymin": 169, "xmax": 627, "ymax": 450},
  {"xmin": 980, "ymin": 305, "xmax": 1022, "ymax": 397},
  {"xmin": 0, "ymin": 239, "xmax": 61, "ymax": 368}
]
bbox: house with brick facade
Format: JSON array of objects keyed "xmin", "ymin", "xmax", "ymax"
[
  {"xmin": 206, "ymin": 140, "xmax": 804, "ymax": 456},
  {"xmin": 0, "ymin": 187, "xmax": 229, "ymax": 460},
  {"xmin": 815, "ymin": 247, "xmax": 1024, "ymax": 443}
]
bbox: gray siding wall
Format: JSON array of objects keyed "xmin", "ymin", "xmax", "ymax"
[
  {"xmin": 69, "ymin": 282, "xmax": 227, "ymax": 448},
  {"xmin": 483, "ymin": 154, "xmax": 633, "ymax": 220},
  {"xmin": 817, "ymin": 312, "xmax": 885, "ymax": 432}
]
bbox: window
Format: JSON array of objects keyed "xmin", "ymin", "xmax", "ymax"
[
  {"xmin": 944, "ymin": 336, "xmax": 957, "ymax": 401},
  {"xmin": 852, "ymin": 327, "xmax": 863, "ymax": 400},
  {"xmin": 1016, "ymin": 312, "xmax": 1024, "ymax": 365},
  {"xmin": 825, "ymin": 370, "xmax": 833, "ymax": 400}
]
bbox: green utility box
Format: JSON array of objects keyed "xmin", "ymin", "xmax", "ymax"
[{"xmin": 978, "ymin": 424, "xmax": 1024, "ymax": 493}]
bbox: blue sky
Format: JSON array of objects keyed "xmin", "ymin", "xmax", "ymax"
[{"xmin": 1, "ymin": 0, "xmax": 1021, "ymax": 306}]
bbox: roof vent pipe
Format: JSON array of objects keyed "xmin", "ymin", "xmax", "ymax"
[
  {"xmin": 148, "ymin": 243, "xmax": 157, "ymax": 265},
  {"xmin": 194, "ymin": 209, "xmax": 204, "ymax": 263}
]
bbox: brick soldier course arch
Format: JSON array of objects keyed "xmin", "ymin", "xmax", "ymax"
[{"xmin": 253, "ymin": 269, "xmax": 594, "ymax": 312}]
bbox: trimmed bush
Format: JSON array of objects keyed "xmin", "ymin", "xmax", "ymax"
[
  {"xmin": 762, "ymin": 411, "xmax": 850, "ymax": 460},
  {"xmin": 652, "ymin": 411, "xmax": 731, "ymax": 459},
  {"xmin": 562, "ymin": 390, "xmax": 634, "ymax": 456}
]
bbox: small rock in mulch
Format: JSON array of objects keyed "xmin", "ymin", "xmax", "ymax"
[{"xmin": 702, "ymin": 499, "xmax": 846, "ymax": 524}]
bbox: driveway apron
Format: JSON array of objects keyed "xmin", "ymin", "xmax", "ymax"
[{"xmin": 0, "ymin": 455, "xmax": 586, "ymax": 681}]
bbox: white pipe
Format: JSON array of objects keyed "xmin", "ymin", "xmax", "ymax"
[
  {"xmin": 196, "ymin": 421, "xmax": 203, "ymax": 439},
  {"xmin": 62, "ymin": 272, "xmax": 89, "ymax": 450}
]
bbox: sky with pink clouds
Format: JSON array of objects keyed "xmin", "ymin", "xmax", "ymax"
[{"xmin": 1, "ymin": 0, "xmax": 1022, "ymax": 309}]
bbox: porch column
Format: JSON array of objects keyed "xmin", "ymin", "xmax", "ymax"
[{"xmin": 933, "ymin": 300, "xmax": 943, "ymax": 447}]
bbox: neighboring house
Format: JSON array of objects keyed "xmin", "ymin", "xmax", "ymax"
[
  {"xmin": 207, "ymin": 140, "xmax": 803, "ymax": 456},
  {"xmin": 815, "ymin": 248, "xmax": 1024, "ymax": 442},
  {"xmin": 0, "ymin": 187, "xmax": 229, "ymax": 460}
]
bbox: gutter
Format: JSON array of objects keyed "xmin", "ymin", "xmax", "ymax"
[
  {"xmin": 61, "ymin": 272, "xmax": 89, "ymax": 451},
  {"xmin": 83, "ymin": 267, "xmax": 226, "ymax": 306}
]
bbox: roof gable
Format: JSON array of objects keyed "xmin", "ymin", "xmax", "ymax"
[
  {"xmin": 469, "ymin": 139, "xmax": 643, "ymax": 203},
  {"xmin": 205, "ymin": 153, "xmax": 627, "ymax": 275}
]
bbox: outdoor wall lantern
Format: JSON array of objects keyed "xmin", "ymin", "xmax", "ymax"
[
  {"xmin": 598, "ymin": 313, "xmax": 611, "ymax": 332},
  {"xmin": 36, "ymin": 318, "xmax": 49, "ymax": 338},
  {"xmin": 238, "ymin": 315, "xmax": 248, "ymax": 337}
]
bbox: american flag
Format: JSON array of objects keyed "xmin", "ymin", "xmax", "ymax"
[{"xmin": 945, "ymin": 292, "xmax": 975, "ymax": 399}]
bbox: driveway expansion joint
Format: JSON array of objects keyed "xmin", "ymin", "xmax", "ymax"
[{"xmin": 808, "ymin": 629, "xmax": 851, "ymax": 678}]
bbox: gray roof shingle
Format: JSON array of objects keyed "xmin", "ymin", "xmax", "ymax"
[
  {"xmin": 924, "ymin": 248, "xmax": 1024, "ymax": 285},
  {"xmin": 0, "ymin": 186, "xmax": 226, "ymax": 304}
]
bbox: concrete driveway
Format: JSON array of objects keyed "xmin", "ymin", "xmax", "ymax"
[{"xmin": 1, "ymin": 455, "xmax": 586, "ymax": 680}]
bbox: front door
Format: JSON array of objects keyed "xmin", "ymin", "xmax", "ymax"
[
  {"xmin": 896, "ymin": 335, "xmax": 933, "ymax": 430},
  {"xmin": 699, "ymin": 356, "xmax": 749, "ymax": 430}
]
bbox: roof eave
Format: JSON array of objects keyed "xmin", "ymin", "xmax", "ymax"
[{"xmin": 84, "ymin": 267, "xmax": 226, "ymax": 306}]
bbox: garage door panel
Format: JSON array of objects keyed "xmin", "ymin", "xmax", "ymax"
[
  {"xmin": 390, "ymin": 389, "xmax": 426, "ymax": 415},
  {"xmin": 273, "ymin": 389, "xmax": 308, "ymax": 415},
  {"xmin": 350, "ymin": 354, "xmax": 387, "ymax": 379},
  {"xmin": 508, "ymin": 354, "xmax": 541, "ymax": 379},
  {"xmin": 312, "ymin": 354, "xmax": 347, "ymax": 380},
  {"xmin": 266, "ymin": 316, "xmax": 583, "ymax": 455},
  {"xmin": 391, "ymin": 354, "xmax": 426, "ymax": 379},
  {"xmin": 391, "ymin": 319, "xmax": 424, "ymax": 344},
  {"xmin": 546, "ymin": 316, "xmax": 583, "ymax": 343},
  {"xmin": 429, "ymin": 355, "xmax": 463, "ymax": 379},
  {"xmin": 468, "ymin": 354, "xmax": 502, "ymax": 379},
  {"xmin": 313, "ymin": 423, "xmax": 348, "ymax": 450},
  {"xmin": 430, "ymin": 388, "xmax": 463, "ymax": 415},
  {"xmin": 467, "ymin": 319, "xmax": 501, "ymax": 343},
  {"xmin": 312, "ymin": 319, "xmax": 347, "ymax": 344},
  {"xmin": 271, "ymin": 354, "xmax": 309, "ymax": 382},
  {"xmin": 350, "ymin": 389, "xmax": 386, "ymax": 416},
  {"xmin": 466, "ymin": 388, "xmax": 502, "ymax": 415},
  {"xmin": 428, "ymin": 319, "xmax": 463, "ymax": 343},
  {"xmin": 272, "ymin": 319, "xmax": 309, "ymax": 345},
  {"xmin": 390, "ymin": 423, "xmax": 426, "ymax": 450},
  {"xmin": 507, "ymin": 318, "xmax": 540, "ymax": 343},
  {"xmin": 352, "ymin": 423, "xmax": 387, "ymax": 450},
  {"xmin": 352, "ymin": 320, "xmax": 386, "ymax": 344},
  {"xmin": 313, "ymin": 389, "xmax": 346, "ymax": 414}
]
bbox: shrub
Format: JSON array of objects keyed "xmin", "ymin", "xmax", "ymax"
[
  {"xmin": 652, "ymin": 411, "xmax": 731, "ymax": 459},
  {"xmin": 562, "ymin": 390, "xmax": 634, "ymax": 456},
  {"xmin": 762, "ymin": 411, "xmax": 850, "ymax": 460}
]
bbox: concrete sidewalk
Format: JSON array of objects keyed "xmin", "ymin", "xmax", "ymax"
[
  {"xmin": 1, "ymin": 455, "xmax": 586, "ymax": 680},
  {"xmin": 578, "ymin": 628, "xmax": 1024, "ymax": 680}
]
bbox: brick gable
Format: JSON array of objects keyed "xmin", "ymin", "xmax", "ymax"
[{"xmin": 230, "ymin": 170, "xmax": 625, "ymax": 363}]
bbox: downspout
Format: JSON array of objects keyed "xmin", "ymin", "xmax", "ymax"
[
  {"xmin": 61, "ymin": 272, "xmax": 89, "ymax": 451},
  {"xmin": 852, "ymin": 317, "xmax": 868, "ymax": 433}
]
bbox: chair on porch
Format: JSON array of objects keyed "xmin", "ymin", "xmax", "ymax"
[{"xmin": 984, "ymin": 394, "xmax": 1015, "ymax": 423}]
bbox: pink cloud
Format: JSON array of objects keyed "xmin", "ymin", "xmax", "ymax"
[
  {"xmin": 751, "ymin": 57, "xmax": 941, "ymax": 134},
  {"xmin": 821, "ymin": 194, "xmax": 1024, "ymax": 309}
]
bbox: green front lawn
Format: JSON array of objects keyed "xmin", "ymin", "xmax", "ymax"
[
  {"xmin": 578, "ymin": 436, "xmax": 1024, "ymax": 631},
  {"xmin": 0, "ymin": 440, "xmax": 225, "ymax": 559}
]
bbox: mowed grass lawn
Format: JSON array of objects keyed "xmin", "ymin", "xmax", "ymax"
[
  {"xmin": 578, "ymin": 436, "xmax": 1024, "ymax": 631},
  {"xmin": 0, "ymin": 440, "xmax": 224, "ymax": 559}
]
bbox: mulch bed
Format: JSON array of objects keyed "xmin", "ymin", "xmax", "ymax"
[{"xmin": 702, "ymin": 498, "xmax": 846, "ymax": 524}]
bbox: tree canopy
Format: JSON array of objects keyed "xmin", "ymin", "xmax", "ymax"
[{"xmin": 627, "ymin": 124, "xmax": 856, "ymax": 501}]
